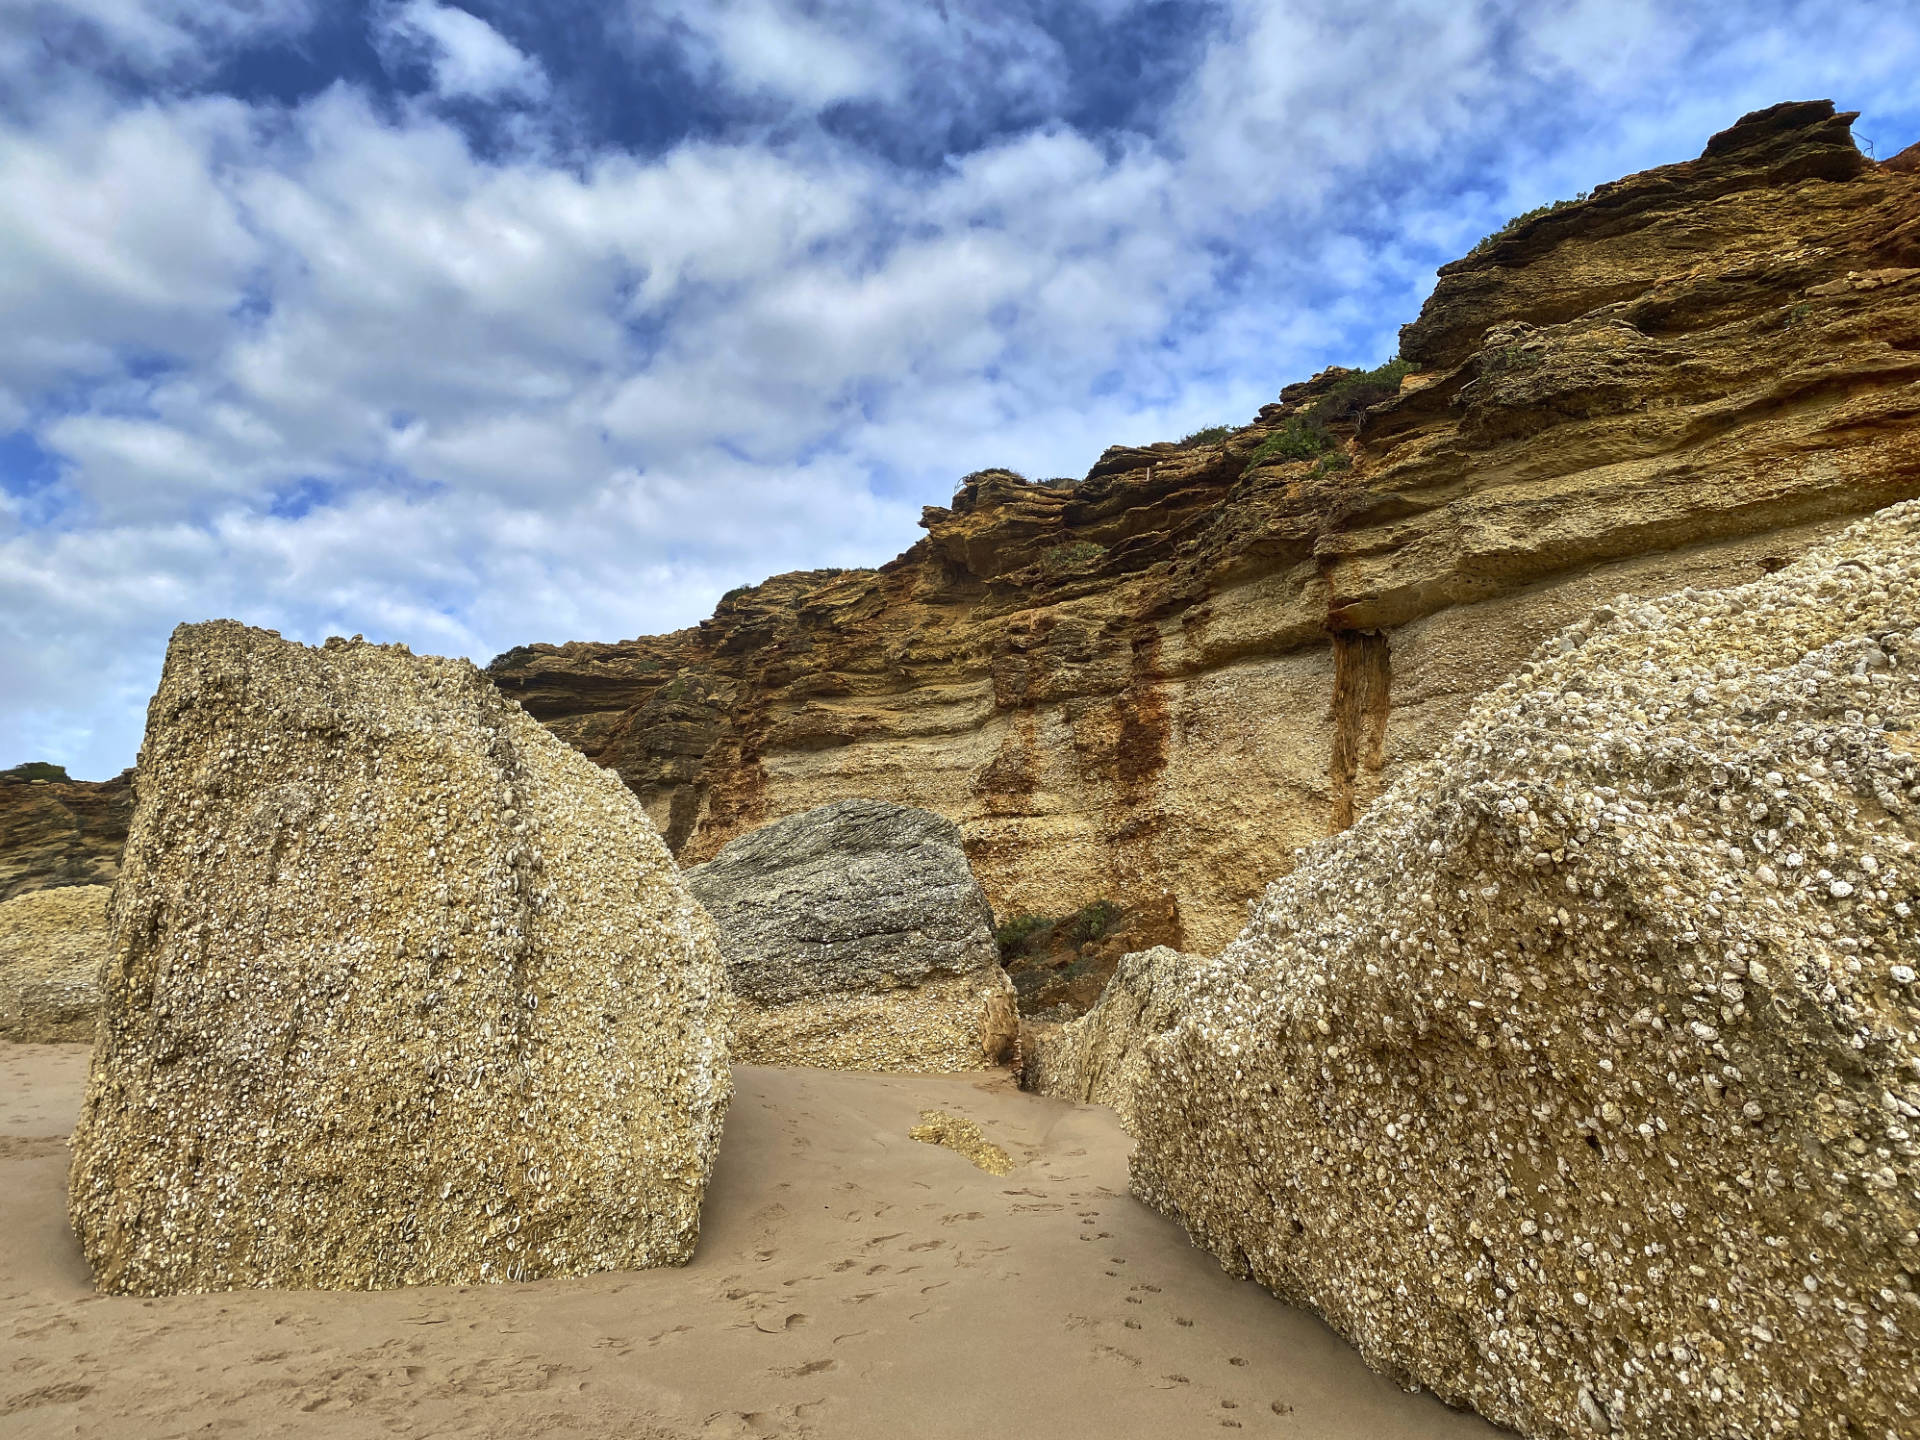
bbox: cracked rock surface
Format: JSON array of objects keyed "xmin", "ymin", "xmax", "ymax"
[
  {"xmin": 1131, "ymin": 501, "xmax": 1920, "ymax": 1440},
  {"xmin": 68, "ymin": 622, "xmax": 731, "ymax": 1295},
  {"xmin": 685, "ymin": 798, "xmax": 1015, "ymax": 1070}
]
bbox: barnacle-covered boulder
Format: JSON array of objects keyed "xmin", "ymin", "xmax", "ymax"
[
  {"xmin": 685, "ymin": 798, "xmax": 1016, "ymax": 1070},
  {"xmin": 1021, "ymin": 946, "xmax": 1204, "ymax": 1132},
  {"xmin": 0, "ymin": 883, "xmax": 110, "ymax": 1042},
  {"xmin": 68, "ymin": 622, "xmax": 731, "ymax": 1295},
  {"xmin": 1132, "ymin": 503, "xmax": 1920, "ymax": 1440}
]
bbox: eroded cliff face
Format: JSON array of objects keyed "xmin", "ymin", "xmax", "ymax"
[
  {"xmin": 0, "ymin": 766, "xmax": 133, "ymax": 903},
  {"xmin": 491, "ymin": 101, "xmax": 1920, "ymax": 956}
]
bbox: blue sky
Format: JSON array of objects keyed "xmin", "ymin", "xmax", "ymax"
[{"xmin": 2, "ymin": 0, "xmax": 1917, "ymax": 778}]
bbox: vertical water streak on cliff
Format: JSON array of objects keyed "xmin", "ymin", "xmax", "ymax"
[
  {"xmin": 1327, "ymin": 630, "xmax": 1392, "ymax": 832},
  {"xmin": 1115, "ymin": 631, "xmax": 1170, "ymax": 795}
]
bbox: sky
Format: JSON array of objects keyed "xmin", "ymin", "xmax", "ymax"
[{"xmin": 2, "ymin": 1, "xmax": 1917, "ymax": 778}]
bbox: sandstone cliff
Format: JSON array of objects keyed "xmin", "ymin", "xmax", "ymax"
[
  {"xmin": 492, "ymin": 99, "xmax": 1920, "ymax": 960},
  {"xmin": 1129, "ymin": 500, "xmax": 1920, "ymax": 1440},
  {"xmin": 0, "ymin": 765, "xmax": 132, "ymax": 902}
]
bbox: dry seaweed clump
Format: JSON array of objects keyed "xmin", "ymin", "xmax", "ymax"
[
  {"xmin": 908, "ymin": 1110, "xmax": 1013, "ymax": 1175},
  {"xmin": 68, "ymin": 622, "xmax": 732, "ymax": 1296},
  {"xmin": 0, "ymin": 884, "xmax": 110, "ymax": 1041},
  {"xmin": 1021, "ymin": 946, "xmax": 1205, "ymax": 1133},
  {"xmin": 1131, "ymin": 502, "xmax": 1920, "ymax": 1440}
]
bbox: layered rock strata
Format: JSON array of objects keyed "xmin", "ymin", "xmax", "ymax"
[
  {"xmin": 1020, "ymin": 945, "xmax": 1203, "ymax": 1132},
  {"xmin": 1129, "ymin": 504, "xmax": 1920, "ymax": 1440},
  {"xmin": 0, "ymin": 766, "xmax": 132, "ymax": 902},
  {"xmin": 492, "ymin": 100, "xmax": 1920, "ymax": 959},
  {"xmin": 68, "ymin": 622, "xmax": 732, "ymax": 1295},
  {"xmin": 684, "ymin": 798, "xmax": 1016, "ymax": 1070},
  {"xmin": 0, "ymin": 883, "xmax": 109, "ymax": 1042}
]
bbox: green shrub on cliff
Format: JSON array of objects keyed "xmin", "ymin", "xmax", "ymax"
[
  {"xmin": 1041, "ymin": 540, "xmax": 1106, "ymax": 574},
  {"xmin": 995, "ymin": 898, "xmax": 1124, "ymax": 960},
  {"xmin": 1471, "ymin": 190, "xmax": 1590, "ymax": 253},
  {"xmin": 1315, "ymin": 358, "xmax": 1411, "ymax": 420},
  {"xmin": 2, "ymin": 761, "xmax": 69, "ymax": 782},
  {"xmin": 1178, "ymin": 424, "xmax": 1234, "ymax": 448},
  {"xmin": 1066, "ymin": 898, "xmax": 1121, "ymax": 944},
  {"xmin": 1245, "ymin": 417, "xmax": 1333, "ymax": 469},
  {"xmin": 995, "ymin": 914, "xmax": 1051, "ymax": 958}
]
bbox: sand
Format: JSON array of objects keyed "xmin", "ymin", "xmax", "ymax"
[{"xmin": 2, "ymin": 1042, "xmax": 1500, "ymax": 1439}]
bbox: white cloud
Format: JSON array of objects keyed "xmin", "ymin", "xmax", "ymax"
[
  {"xmin": 376, "ymin": 1, "xmax": 549, "ymax": 102},
  {"xmin": 2, "ymin": 0, "xmax": 1919, "ymax": 776},
  {"xmin": 619, "ymin": 0, "xmax": 1079, "ymax": 120},
  {"xmin": 0, "ymin": 95, "xmax": 258, "ymax": 395}
]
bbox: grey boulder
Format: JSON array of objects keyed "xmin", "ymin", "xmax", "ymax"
[{"xmin": 686, "ymin": 799, "xmax": 1016, "ymax": 1071}]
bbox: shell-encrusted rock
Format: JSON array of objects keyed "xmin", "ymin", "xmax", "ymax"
[
  {"xmin": 1021, "ymin": 945, "xmax": 1205, "ymax": 1132},
  {"xmin": 0, "ymin": 883, "xmax": 110, "ymax": 1042},
  {"xmin": 68, "ymin": 622, "xmax": 731, "ymax": 1296},
  {"xmin": 1131, "ymin": 501, "xmax": 1920, "ymax": 1440},
  {"xmin": 685, "ymin": 798, "xmax": 1014, "ymax": 1071}
]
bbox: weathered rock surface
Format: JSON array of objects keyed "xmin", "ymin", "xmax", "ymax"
[
  {"xmin": 0, "ymin": 883, "xmax": 110, "ymax": 1042},
  {"xmin": 685, "ymin": 798, "xmax": 1015, "ymax": 1071},
  {"xmin": 491, "ymin": 100, "xmax": 1920, "ymax": 965},
  {"xmin": 69, "ymin": 622, "xmax": 732, "ymax": 1296},
  {"xmin": 1020, "ymin": 945, "xmax": 1203, "ymax": 1133},
  {"xmin": 1129, "ymin": 503, "xmax": 1920, "ymax": 1440},
  {"xmin": 0, "ymin": 765, "xmax": 132, "ymax": 902}
]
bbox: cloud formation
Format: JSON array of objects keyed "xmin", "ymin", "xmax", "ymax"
[
  {"xmin": 2, "ymin": 0, "xmax": 1917, "ymax": 777},
  {"xmin": 375, "ymin": 0, "xmax": 549, "ymax": 101}
]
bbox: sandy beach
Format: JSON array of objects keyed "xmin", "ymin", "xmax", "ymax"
[{"xmin": 2, "ymin": 1042, "xmax": 1498, "ymax": 1439}]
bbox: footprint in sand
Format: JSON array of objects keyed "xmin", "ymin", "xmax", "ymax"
[
  {"xmin": 1, "ymin": 1382, "xmax": 92, "ymax": 1415},
  {"xmin": 772, "ymin": 1359, "xmax": 836, "ymax": 1379},
  {"xmin": 701, "ymin": 1413, "xmax": 780, "ymax": 1439},
  {"xmin": 751, "ymin": 1313, "xmax": 809, "ymax": 1335}
]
